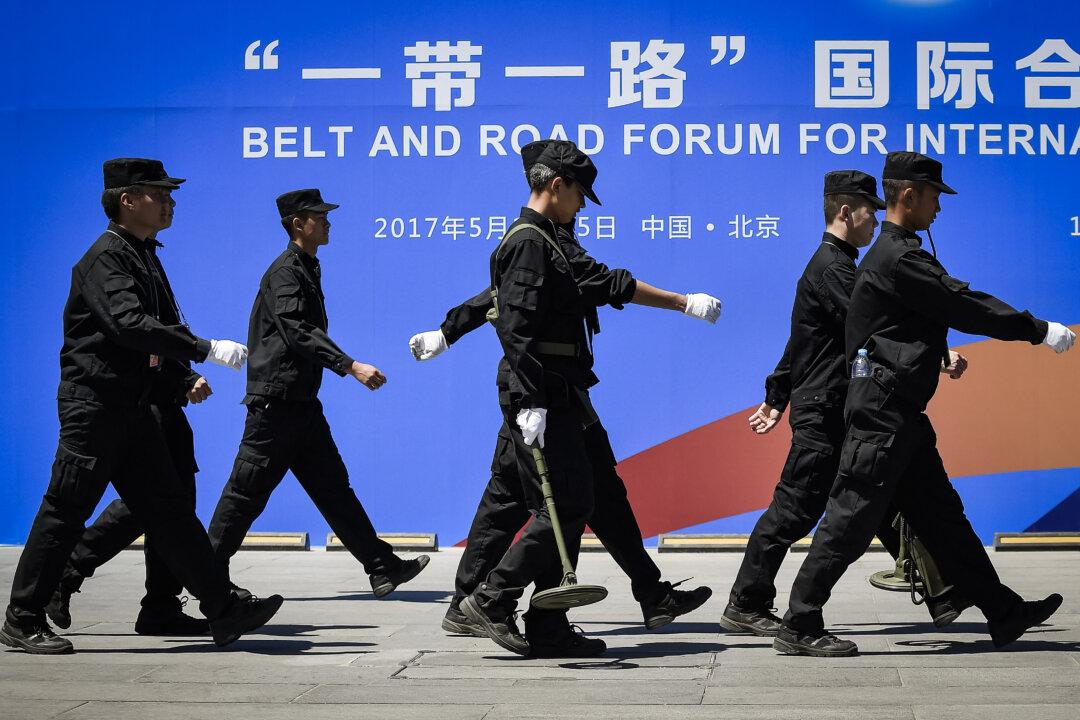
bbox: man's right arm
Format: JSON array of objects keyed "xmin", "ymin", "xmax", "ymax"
[
  {"xmin": 493, "ymin": 235, "xmax": 549, "ymax": 409},
  {"xmin": 439, "ymin": 288, "xmax": 493, "ymax": 345},
  {"xmin": 764, "ymin": 337, "xmax": 792, "ymax": 412}
]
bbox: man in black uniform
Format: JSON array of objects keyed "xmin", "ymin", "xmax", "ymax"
[
  {"xmin": 721, "ymin": 170, "xmax": 968, "ymax": 636},
  {"xmin": 45, "ymin": 236, "xmax": 217, "ymax": 637},
  {"xmin": 410, "ymin": 220, "xmax": 717, "ymax": 649},
  {"xmin": 206, "ymin": 189, "xmax": 428, "ymax": 598},
  {"xmin": 0, "ymin": 158, "xmax": 283, "ymax": 654},
  {"xmin": 774, "ymin": 152, "xmax": 1075, "ymax": 657},
  {"xmin": 457, "ymin": 141, "xmax": 720, "ymax": 656}
]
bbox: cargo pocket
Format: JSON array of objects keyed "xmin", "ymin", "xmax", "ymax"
[
  {"xmin": 102, "ymin": 275, "xmax": 141, "ymax": 317},
  {"xmin": 780, "ymin": 433, "xmax": 834, "ymax": 491},
  {"xmin": 48, "ymin": 446, "xmax": 100, "ymax": 506},
  {"xmin": 274, "ymin": 290, "xmax": 304, "ymax": 315},
  {"xmin": 838, "ymin": 428, "xmax": 894, "ymax": 489},
  {"xmin": 231, "ymin": 446, "xmax": 271, "ymax": 494},
  {"xmin": 503, "ymin": 269, "xmax": 543, "ymax": 311}
]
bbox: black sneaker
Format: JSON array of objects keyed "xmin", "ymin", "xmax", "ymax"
[
  {"xmin": 209, "ymin": 593, "xmax": 284, "ymax": 648},
  {"xmin": 441, "ymin": 604, "xmax": 485, "ymax": 637},
  {"xmin": 642, "ymin": 580, "xmax": 713, "ymax": 630},
  {"xmin": 773, "ymin": 624, "xmax": 858, "ymax": 657},
  {"xmin": 926, "ymin": 592, "xmax": 973, "ymax": 629},
  {"xmin": 527, "ymin": 623, "xmax": 606, "ymax": 658},
  {"xmin": 135, "ymin": 610, "xmax": 211, "ymax": 636},
  {"xmin": 45, "ymin": 586, "xmax": 76, "ymax": 630},
  {"xmin": 460, "ymin": 594, "xmax": 529, "ymax": 656},
  {"xmin": 989, "ymin": 593, "xmax": 1063, "ymax": 649},
  {"xmin": 0, "ymin": 620, "xmax": 74, "ymax": 655},
  {"xmin": 370, "ymin": 555, "xmax": 431, "ymax": 599},
  {"xmin": 719, "ymin": 601, "xmax": 783, "ymax": 637}
]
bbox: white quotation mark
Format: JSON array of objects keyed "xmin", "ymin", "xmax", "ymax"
[
  {"xmin": 710, "ymin": 36, "xmax": 745, "ymax": 66},
  {"xmin": 245, "ymin": 40, "xmax": 280, "ymax": 70}
]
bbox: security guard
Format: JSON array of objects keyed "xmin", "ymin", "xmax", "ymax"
[
  {"xmin": 775, "ymin": 152, "xmax": 1075, "ymax": 656},
  {"xmin": 457, "ymin": 141, "xmax": 719, "ymax": 656},
  {"xmin": 205, "ymin": 189, "xmax": 428, "ymax": 597},
  {"xmin": 722, "ymin": 170, "xmax": 968, "ymax": 636},
  {"xmin": 0, "ymin": 158, "xmax": 283, "ymax": 654},
  {"xmin": 45, "ymin": 234, "xmax": 214, "ymax": 637},
  {"xmin": 411, "ymin": 220, "xmax": 717, "ymax": 651}
]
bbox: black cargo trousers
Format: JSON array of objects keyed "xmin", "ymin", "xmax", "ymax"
[
  {"xmin": 729, "ymin": 388, "xmax": 906, "ymax": 611},
  {"xmin": 784, "ymin": 376, "xmax": 1021, "ymax": 633},
  {"xmin": 7, "ymin": 395, "xmax": 231, "ymax": 627},
  {"xmin": 206, "ymin": 397, "xmax": 400, "ymax": 578},
  {"xmin": 454, "ymin": 415, "xmax": 662, "ymax": 613},
  {"xmin": 58, "ymin": 402, "xmax": 198, "ymax": 615}
]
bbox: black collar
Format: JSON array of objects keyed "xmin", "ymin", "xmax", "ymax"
[
  {"xmin": 518, "ymin": 207, "xmax": 560, "ymax": 237},
  {"xmin": 822, "ymin": 232, "xmax": 859, "ymax": 261},
  {"xmin": 879, "ymin": 221, "xmax": 922, "ymax": 246},
  {"xmin": 285, "ymin": 241, "xmax": 321, "ymax": 270},
  {"xmin": 107, "ymin": 221, "xmax": 153, "ymax": 248}
]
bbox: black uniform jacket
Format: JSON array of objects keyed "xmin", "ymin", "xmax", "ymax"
[
  {"xmin": 488, "ymin": 209, "xmax": 637, "ymax": 409},
  {"xmin": 846, "ymin": 221, "xmax": 1047, "ymax": 412},
  {"xmin": 244, "ymin": 243, "xmax": 354, "ymax": 402},
  {"xmin": 59, "ymin": 222, "xmax": 210, "ymax": 407},
  {"xmin": 144, "ymin": 239, "xmax": 202, "ymax": 406},
  {"xmin": 764, "ymin": 233, "xmax": 860, "ymax": 412}
]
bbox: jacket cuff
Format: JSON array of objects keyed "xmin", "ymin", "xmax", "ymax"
[
  {"xmin": 194, "ymin": 338, "xmax": 211, "ymax": 362},
  {"xmin": 331, "ymin": 354, "xmax": 355, "ymax": 377},
  {"xmin": 439, "ymin": 321, "xmax": 462, "ymax": 346},
  {"xmin": 765, "ymin": 389, "xmax": 790, "ymax": 412},
  {"xmin": 1031, "ymin": 317, "xmax": 1049, "ymax": 345}
]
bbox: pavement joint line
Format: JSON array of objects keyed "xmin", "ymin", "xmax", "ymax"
[
  {"xmin": 51, "ymin": 700, "xmax": 89, "ymax": 718},
  {"xmin": 286, "ymin": 683, "xmax": 321, "ymax": 703},
  {"xmin": 130, "ymin": 663, "xmax": 168, "ymax": 682}
]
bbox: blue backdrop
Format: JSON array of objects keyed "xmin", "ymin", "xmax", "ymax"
[{"xmin": 1, "ymin": 0, "xmax": 1077, "ymax": 546}]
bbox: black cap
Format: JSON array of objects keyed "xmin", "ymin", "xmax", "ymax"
[
  {"xmin": 275, "ymin": 189, "xmax": 340, "ymax": 218},
  {"xmin": 521, "ymin": 140, "xmax": 600, "ymax": 205},
  {"xmin": 824, "ymin": 170, "xmax": 886, "ymax": 210},
  {"xmin": 882, "ymin": 151, "xmax": 957, "ymax": 194},
  {"xmin": 103, "ymin": 158, "xmax": 185, "ymax": 190}
]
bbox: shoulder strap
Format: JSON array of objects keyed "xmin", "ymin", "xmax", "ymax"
[{"xmin": 486, "ymin": 221, "xmax": 570, "ymax": 324}]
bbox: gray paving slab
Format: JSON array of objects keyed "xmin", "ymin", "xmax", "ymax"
[{"xmin": 0, "ymin": 546, "xmax": 1076, "ymax": 719}]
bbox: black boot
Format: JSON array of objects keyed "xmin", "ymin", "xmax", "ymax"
[
  {"xmin": 641, "ymin": 580, "xmax": 713, "ymax": 630},
  {"xmin": 719, "ymin": 601, "xmax": 782, "ymax": 637},
  {"xmin": 460, "ymin": 594, "xmax": 529, "ymax": 656},
  {"xmin": 926, "ymin": 591, "xmax": 972, "ymax": 629},
  {"xmin": 988, "ymin": 593, "xmax": 1063, "ymax": 649},
  {"xmin": 0, "ymin": 620, "xmax": 74, "ymax": 655},
  {"xmin": 442, "ymin": 597, "xmax": 485, "ymax": 636},
  {"xmin": 369, "ymin": 555, "xmax": 431, "ymax": 599},
  {"xmin": 209, "ymin": 592, "xmax": 284, "ymax": 648},
  {"xmin": 773, "ymin": 624, "xmax": 858, "ymax": 657},
  {"xmin": 526, "ymin": 621, "xmax": 606, "ymax": 658}
]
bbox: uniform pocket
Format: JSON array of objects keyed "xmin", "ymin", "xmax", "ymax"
[
  {"xmin": 780, "ymin": 433, "xmax": 834, "ymax": 491},
  {"xmin": 503, "ymin": 269, "xmax": 543, "ymax": 311},
  {"xmin": 48, "ymin": 446, "xmax": 101, "ymax": 506},
  {"xmin": 838, "ymin": 428, "xmax": 894, "ymax": 489}
]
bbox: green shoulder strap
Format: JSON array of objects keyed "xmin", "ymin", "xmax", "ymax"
[{"xmin": 486, "ymin": 222, "xmax": 569, "ymax": 324}]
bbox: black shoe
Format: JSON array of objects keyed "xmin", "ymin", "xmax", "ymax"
[
  {"xmin": 209, "ymin": 593, "xmax": 284, "ymax": 648},
  {"xmin": 989, "ymin": 593, "xmax": 1063, "ymax": 649},
  {"xmin": 773, "ymin": 624, "xmax": 858, "ymax": 657},
  {"xmin": 926, "ymin": 592, "xmax": 973, "ymax": 629},
  {"xmin": 45, "ymin": 586, "xmax": 77, "ymax": 630},
  {"xmin": 642, "ymin": 580, "xmax": 713, "ymax": 630},
  {"xmin": 719, "ymin": 601, "xmax": 783, "ymax": 637},
  {"xmin": 0, "ymin": 620, "xmax": 74, "ymax": 655},
  {"xmin": 441, "ymin": 605, "xmax": 485, "ymax": 637},
  {"xmin": 460, "ymin": 594, "xmax": 529, "ymax": 656},
  {"xmin": 135, "ymin": 610, "xmax": 211, "ymax": 636},
  {"xmin": 526, "ymin": 623, "xmax": 606, "ymax": 658},
  {"xmin": 370, "ymin": 555, "xmax": 431, "ymax": 599}
]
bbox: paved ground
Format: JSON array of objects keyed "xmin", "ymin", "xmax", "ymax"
[{"xmin": 0, "ymin": 546, "xmax": 1077, "ymax": 719}]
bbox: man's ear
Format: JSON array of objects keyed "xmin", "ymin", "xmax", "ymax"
[{"xmin": 549, "ymin": 176, "xmax": 563, "ymax": 195}]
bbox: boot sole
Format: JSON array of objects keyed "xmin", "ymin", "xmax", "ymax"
[
  {"xmin": 932, "ymin": 609, "xmax": 961, "ymax": 629},
  {"xmin": 213, "ymin": 595, "xmax": 284, "ymax": 648},
  {"xmin": 373, "ymin": 555, "xmax": 431, "ymax": 599},
  {"xmin": 719, "ymin": 613, "xmax": 779, "ymax": 637},
  {"xmin": 0, "ymin": 627, "xmax": 74, "ymax": 655},
  {"xmin": 441, "ymin": 615, "xmax": 486, "ymax": 637},
  {"xmin": 460, "ymin": 596, "xmax": 529, "ymax": 656},
  {"xmin": 773, "ymin": 635, "xmax": 858, "ymax": 657},
  {"xmin": 645, "ymin": 613, "xmax": 674, "ymax": 631}
]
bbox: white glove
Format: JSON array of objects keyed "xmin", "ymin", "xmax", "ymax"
[
  {"xmin": 409, "ymin": 330, "xmax": 448, "ymax": 361},
  {"xmin": 684, "ymin": 293, "xmax": 722, "ymax": 324},
  {"xmin": 208, "ymin": 339, "xmax": 248, "ymax": 369},
  {"xmin": 516, "ymin": 408, "xmax": 547, "ymax": 449},
  {"xmin": 1043, "ymin": 322, "xmax": 1076, "ymax": 354}
]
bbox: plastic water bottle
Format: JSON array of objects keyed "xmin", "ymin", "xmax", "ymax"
[{"xmin": 852, "ymin": 348, "xmax": 872, "ymax": 378}]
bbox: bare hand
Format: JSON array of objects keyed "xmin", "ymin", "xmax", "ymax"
[
  {"xmin": 941, "ymin": 350, "xmax": 968, "ymax": 380},
  {"xmin": 186, "ymin": 376, "xmax": 212, "ymax": 404},
  {"xmin": 748, "ymin": 402, "xmax": 782, "ymax": 435},
  {"xmin": 350, "ymin": 361, "xmax": 387, "ymax": 391}
]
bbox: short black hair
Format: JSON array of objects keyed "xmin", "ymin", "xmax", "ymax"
[
  {"xmin": 100, "ymin": 185, "xmax": 140, "ymax": 221},
  {"xmin": 281, "ymin": 210, "xmax": 314, "ymax": 236},
  {"xmin": 823, "ymin": 193, "xmax": 873, "ymax": 224},
  {"xmin": 882, "ymin": 179, "xmax": 921, "ymax": 207}
]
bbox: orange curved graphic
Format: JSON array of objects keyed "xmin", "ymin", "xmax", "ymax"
[{"xmin": 617, "ymin": 324, "xmax": 1080, "ymax": 538}]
